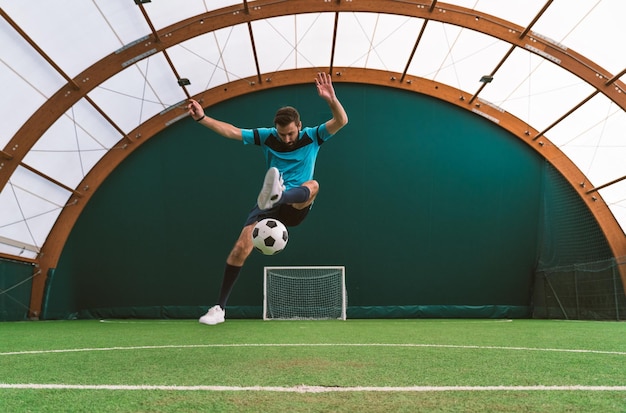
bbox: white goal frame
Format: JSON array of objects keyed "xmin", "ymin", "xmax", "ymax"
[{"xmin": 263, "ymin": 266, "xmax": 347, "ymax": 320}]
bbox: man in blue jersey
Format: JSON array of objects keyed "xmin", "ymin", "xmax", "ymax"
[{"xmin": 187, "ymin": 72, "xmax": 348, "ymax": 325}]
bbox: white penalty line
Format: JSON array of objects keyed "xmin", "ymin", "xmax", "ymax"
[
  {"xmin": 2, "ymin": 343, "xmax": 625, "ymax": 357},
  {"xmin": 1, "ymin": 384, "xmax": 626, "ymax": 393}
]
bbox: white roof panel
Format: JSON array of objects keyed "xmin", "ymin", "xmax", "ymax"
[
  {"xmin": 532, "ymin": 0, "xmax": 626, "ymax": 75},
  {"xmin": 480, "ymin": 48, "xmax": 595, "ymax": 131},
  {"xmin": 0, "ymin": 18, "xmax": 63, "ymax": 147},
  {"xmin": 88, "ymin": 54, "xmax": 187, "ymax": 133},
  {"xmin": 450, "ymin": 0, "xmax": 547, "ymax": 28},
  {"xmin": 2, "ymin": 1, "xmax": 123, "ymax": 77},
  {"xmin": 171, "ymin": 24, "xmax": 258, "ymax": 90}
]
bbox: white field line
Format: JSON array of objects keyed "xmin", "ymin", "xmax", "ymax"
[
  {"xmin": 1, "ymin": 383, "xmax": 626, "ymax": 393},
  {"xmin": 1, "ymin": 343, "xmax": 625, "ymax": 357}
]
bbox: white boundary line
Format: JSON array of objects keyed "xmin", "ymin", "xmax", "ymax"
[
  {"xmin": 1, "ymin": 343, "xmax": 625, "ymax": 357},
  {"xmin": 1, "ymin": 383, "xmax": 625, "ymax": 392}
]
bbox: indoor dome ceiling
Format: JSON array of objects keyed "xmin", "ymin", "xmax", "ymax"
[{"xmin": 1, "ymin": 0, "xmax": 625, "ymax": 260}]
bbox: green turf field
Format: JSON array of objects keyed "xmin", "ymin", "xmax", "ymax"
[{"xmin": 1, "ymin": 319, "xmax": 625, "ymax": 412}]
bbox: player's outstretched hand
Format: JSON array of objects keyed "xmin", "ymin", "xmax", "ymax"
[
  {"xmin": 187, "ymin": 99, "xmax": 205, "ymax": 121},
  {"xmin": 315, "ymin": 72, "xmax": 336, "ymax": 102}
]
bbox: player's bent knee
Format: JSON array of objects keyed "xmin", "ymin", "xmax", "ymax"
[{"xmin": 304, "ymin": 180, "xmax": 319, "ymax": 197}]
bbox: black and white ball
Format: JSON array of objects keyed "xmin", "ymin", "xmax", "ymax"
[{"xmin": 252, "ymin": 218, "xmax": 289, "ymax": 255}]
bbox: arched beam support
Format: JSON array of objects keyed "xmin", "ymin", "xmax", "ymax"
[
  {"xmin": 4, "ymin": 0, "xmax": 626, "ymax": 192},
  {"xmin": 0, "ymin": 0, "xmax": 619, "ymax": 315},
  {"xmin": 28, "ymin": 67, "xmax": 626, "ymax": 317}
]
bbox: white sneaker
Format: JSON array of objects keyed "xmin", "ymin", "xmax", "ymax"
[
  {"xmin": 257, "ymin": 167, "xmax": 285, "ymax": 210},
  {"xmin": 199, "ymin": 305, "xmax": 225, "ymax": 325}
]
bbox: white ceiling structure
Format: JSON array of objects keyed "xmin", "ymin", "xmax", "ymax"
[{"xmin": 1, "ymin": 0, "xmax": 625, "ymax": 262}]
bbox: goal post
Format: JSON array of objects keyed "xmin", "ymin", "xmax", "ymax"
[{"xmin": 263, "ymin": 266, "xmax": 347, "ymax": 320}]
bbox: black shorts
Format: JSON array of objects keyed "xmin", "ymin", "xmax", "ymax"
[{"xmin": 244, "ymin": 203, "xmax": 311, "ymax": 227}]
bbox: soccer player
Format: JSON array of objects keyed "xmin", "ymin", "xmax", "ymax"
[{"xmin": 188, "ymin": 72, "xmax": 348, "ymax": 325}]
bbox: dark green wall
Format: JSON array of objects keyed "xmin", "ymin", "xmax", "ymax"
[{"xmin": 45, "ymin": 84, "xmax": 583, "ymax": 319}]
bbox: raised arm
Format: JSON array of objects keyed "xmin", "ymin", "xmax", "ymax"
[
  {"xmin": 315, "ymin": 72, "xmax": 348, "ymax": 135},
  {"xmin": 187, "ymin": 99, "xmax": 243, "ymax": 141}
]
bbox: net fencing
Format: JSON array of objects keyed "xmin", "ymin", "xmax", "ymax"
[
  {"xmin": 531, "ymin": 163, "xmax": 626, "ymax": 320},
  {"xmin": 263, "ymin": 266, "xmax": 347, "ymax": 320},
  {"xmin": 532, "ymin": 257, "xmax": 626, "ymax": 320}
]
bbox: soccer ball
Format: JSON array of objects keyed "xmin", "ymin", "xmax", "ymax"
[{"xmin": 252, "ymin": 218, "xmax": 289, "ymax": 255}]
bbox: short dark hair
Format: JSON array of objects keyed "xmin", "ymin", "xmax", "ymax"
[{"xmin": 274, "ymin": 106, "xmax": 300, "ymax": 127}]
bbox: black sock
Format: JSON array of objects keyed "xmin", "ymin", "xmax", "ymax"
[
  {"xmin": 280, "ymin": 186, "xmax": 310, "ymax": 205},
  {"xmin": 217, "ymin": 263, "xmax": 242, "ymax": 309}
]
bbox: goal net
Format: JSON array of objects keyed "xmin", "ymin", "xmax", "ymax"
[{"xmin": 263, "ymin": 266, "xmax": 347, "ymax": 320}]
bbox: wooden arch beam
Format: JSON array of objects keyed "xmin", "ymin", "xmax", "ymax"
[
  {"xmin": 29, "ymin": 67, "xmax": 626, "ymax": 316},
  {"xmin": 4, "ymin": 0, "xmax": 626, "ymax": 191},
  {"xmin": 5, "ymin": 1, "xmax": 621, "ymax": 315}
]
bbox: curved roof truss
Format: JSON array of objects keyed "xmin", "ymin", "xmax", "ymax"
[{"xmin": 0, "ymin": 1, "xmax": 625, "ymax": 315}]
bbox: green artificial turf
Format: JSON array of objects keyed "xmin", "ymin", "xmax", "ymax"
[{"xmin": 1, "ymin": 319, "xmax": 625, "ymax": 412}]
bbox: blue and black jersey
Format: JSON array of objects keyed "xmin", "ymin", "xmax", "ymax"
[{"xmin": 241, "ymin": 123, "xmax": 333, "ymax": 190}]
